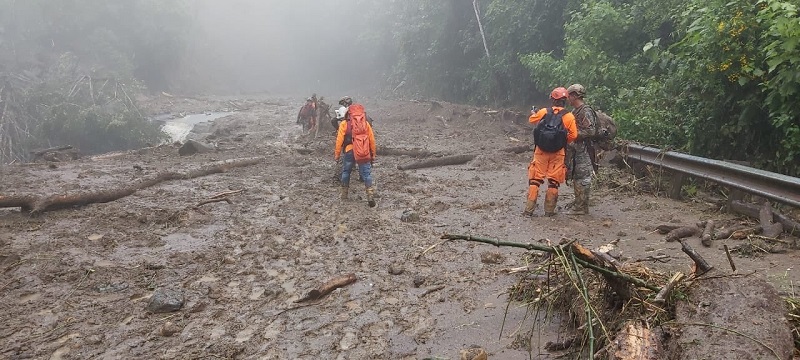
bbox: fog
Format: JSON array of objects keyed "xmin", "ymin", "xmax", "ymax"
[{"xmin": 183, "ymin": 0, "xmax": 390, "ymax": 96}]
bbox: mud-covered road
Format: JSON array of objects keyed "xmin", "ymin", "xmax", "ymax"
[{"xmin": 1, "ymin": 95, "xmax": 798, "ymax": 359}]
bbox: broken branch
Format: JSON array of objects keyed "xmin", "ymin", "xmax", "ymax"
[
  {"xmin": 679, "ymin": 240, "xmax": 713, "ymax": 275},
  {"xmin": 294, "ymin": 273, "xmax": 357, "ymax": 303},
  {"xmin": 442, "ymin": 234, "xmax": 660, "ymax": 292},
  {"xmin": 193, "ymin": 197, "xmax": 232, "ymax": 208}
]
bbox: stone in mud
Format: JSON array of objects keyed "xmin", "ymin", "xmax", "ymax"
[
  {"xmin": 146, "ymin": 289, "xmax": 185, "ymax": 313},
  {"xmin": 400, "ymin": 209, "xmax": 420, "ymax": 223},
  {"xmin": 480, "ymin": 251, "xmax": 505, "ymax": 264},
  {"xmin": 159, "ymin": 321, "xmax": 181, "ymax": 337},
  {"xmin": 413, "ymin": 276, "xmax": 426, "ymax": 288},
  {"xmin": 178, "ymin": 139, "xmax": 214, "ymax": 156},
  {"xmin": 459, "ymin": 345, "xmax": 488, "ymax": 360},
  {"xmin": 388, "ymin": 263, "xmax": 405, "ymax": 275}
]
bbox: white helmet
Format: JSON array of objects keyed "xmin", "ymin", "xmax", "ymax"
[{"xmin": 335, "ymin": 105, "xmax": 348, "ymax": 120}]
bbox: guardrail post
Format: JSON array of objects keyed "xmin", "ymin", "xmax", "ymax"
[{"xmin": 668, "ymin": 172, "xmax": 685, "ymax": 200}]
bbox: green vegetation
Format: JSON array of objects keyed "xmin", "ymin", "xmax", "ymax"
[
  {"xmin": 363, "ymin": 0, "xmax": 800, "ymax": 176},
  {"xmin": 0, "ymin": 0, "xmax": 187, "ymax": 162}
]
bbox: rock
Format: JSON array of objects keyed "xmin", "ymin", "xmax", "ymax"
[
  {"xmin": 178, "ymin": 139, "xmax": 214, "ymax": 156},
  {"xmin": 146, "ymin": 289, "xmax": 185, "ymax": 313},
  {"xmin": 459, "ymin": 345, "xmax": 488, "ymax": 360},
  {"xmin": 400, "ymin": 209, "xmax": 420, "ymax": 223},
  {"xmin": 480, "ymin": 251, "xmax": 505, "ymax": 264},
  {"xmin": 339, "ymin": 332, "xmax": 358, "ymax": 350},
  {"xmin": 222, "ymin": 256, "xmax": 236, "ymax": 265},
  {"xmin": 159, "ymin": 321, "xmax": 181, "ymax": 337},
  {"xmin": 412, "ymin": 276, "xmax": 425, "ymax": 288},
  {"xmin": 388, "ymin": 263, "xmax": 405, "ymax": 275}
]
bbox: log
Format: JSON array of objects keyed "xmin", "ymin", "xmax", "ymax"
[
  {"xmin": 759, "ymin": 202, "xmax": 784, "ymax": 238},
  {"xmin": 294, "ymin": 273, "xmax": 357, "ymax": 303},
  {"xmin": 501, "ymin": 144, "xmax": 533, "ymax": 154},
  {"xmin": 31, "ymin": 145, "xmax": 73, "ymax": 157},
  {"xmin": 731, "ymin": 227, "xmax": 762, "ymax": 240},
  {"xmin": 701, "ymin": 220, "xmax": 716, "ymax": 247},
  {"xmin": 730, "ymin": 200, "xmax": 799, "ymax": 236},
  {"xmin": 397, "ymin": 154, "xmax": 476, "ymax": 170},
  {"xmin": 656, "ymin": 224, "xmax": 682, "ymax": 235},
  {"xmin": 606, "ymin": 321, "xmax": 664, "ymax": 360},
  {"xmin": 665, "ymin": 226, "xmax": 700, "ymax": 242},
  {"xmin": 714, "ymin": 225, "xmax": 747, "ymax": 240},
  {"xmin": 679, "ymin": 240, "xmax": 713, "ymax": 275},
  {"xmin": 0, "ymin": 157, "xmax": 263, "ymax": 214},
  {"xmin": 379, "ymin": 147, "xmax": 436, "ymax": 158}
]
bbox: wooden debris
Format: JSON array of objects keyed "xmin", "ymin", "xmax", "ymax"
[
  {"xmin": 209, "ymin": 189, "xmax": 244, "ymax": 199},
  {"xmin": 420, "ymin": 284, "xmax": 445, "ymax": 298},
  {"xmin": 193, "ymin": 197, "xmax": 232, "ymax": 208},
  {"xmin": 294, "ymin": 273, "xmax": 357, "ymax": 303},
  {"xmin": 731, "ymin": 227, "xmax": 762, "ymax": 240},
  {"xmin": 759, "ymin": 202, "xmax": 784, "ymax": 239},
  {"xmin": 714, "ymin": 225, "xmax": 747, "ymax": 240},
  {"xmin": 653, "ymin": 272, "xmax": 685, "ymax": 305},
  {"xmin": 379, "ymin": 147, "xmax": 436, "ymax": 158},
  {"xmin": 571, "ymin": 242, "xmax": 632, "ymax": 300},
  {"xmin": 397, "ymin": 154, "xmax": 476, "ymax": 170},
  {"xmin": 0, "ymin": 157, "xmax": 263, "ymax": 214},
  {"xmin": 665, "ymin": 226, "xmax": 700, "ymax": 242},
  {"xmin": 723, "ymin": 245, "xmax": 736, "ymax": 271},
  {"xmin": 730, "ymin": 200, "xmax": 799, "ymax": 236},
  {"xmin": 606, "ymin": 321, "xmax": 664, "ymax": 360},
  {"xmin": 501, "ymin": 144, "xmax": 533, "ymax": 154},
  {"xmin": 655, "ymin": 224, "xmax": 682, "ymax": 234},
  {"xmin": 679, "ymin": 240, "xmax": 713, "ymax": 275},
  {"xmin": 701, "ymin": 220, "xmax": 716, "ymax": 247}
]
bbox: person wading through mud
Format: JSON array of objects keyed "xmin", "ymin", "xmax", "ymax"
[
  {"xmin": 296, "ymin": 97, "xmax": 317, "ymax": 134},
  {"xmin": 524, "ymin": 87, "xmax": 578, "ymax": 217},
  {"xmin": 564, "ymin": 84, "xmax": 597, "ymax": 215},
  {"xmin": 334, "ymin": 99, "xmax": 378, "ymax": 207}
]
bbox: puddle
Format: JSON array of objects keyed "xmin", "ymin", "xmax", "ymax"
[{"xmin": 159, "ymin": 112, "xmax": 234, "ymax": 142}]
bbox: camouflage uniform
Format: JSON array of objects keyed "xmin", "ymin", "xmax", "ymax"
[{"xmin": 566, "ymin": 102, "xmax": 597, "ymax": 214}]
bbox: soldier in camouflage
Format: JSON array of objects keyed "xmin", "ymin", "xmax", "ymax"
[{"xmin": 565, "ymin": 84, "xmax": 597, "ymax": 215}]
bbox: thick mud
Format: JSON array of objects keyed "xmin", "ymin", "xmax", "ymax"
[{"xmin": 1, "ymin": 95, "xmax": 798, "ymax": 359}]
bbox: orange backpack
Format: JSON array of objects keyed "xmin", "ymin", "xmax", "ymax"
[{"xmin": 347, "ymin": 104, "xmax": 372, "ymax": 164}]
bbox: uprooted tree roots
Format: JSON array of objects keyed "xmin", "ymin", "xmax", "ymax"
[{"xmin": 442, "ymin": 234, "xmax": 796, "ymax": 360}]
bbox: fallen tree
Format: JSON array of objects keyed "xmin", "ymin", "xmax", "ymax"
[
  {"xmin": 0, "ymin": 157, "xmax": 263, "ymax": 214},
  {"xmin": 397, "ymin": 154, "xmax": 476, "ymax": 170},
  {"xmin": 440, "ymin": 233, "xmax": 795, "ymax": 359}
]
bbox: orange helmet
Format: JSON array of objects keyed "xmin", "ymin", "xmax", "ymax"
[{"xmin": 550, "ymin": 87, "xmax": 569, "ymax": 100}]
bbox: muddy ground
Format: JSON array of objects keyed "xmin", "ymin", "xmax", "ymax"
[{"xmin": 1, "ymin": 94, "xmax": 799, "ymax": 359}]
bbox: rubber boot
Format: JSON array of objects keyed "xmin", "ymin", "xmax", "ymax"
[
  {"xmin": 366, "ymin": 187, "xmax": 376, "ymax": 207},
  {"xmin": 544, "ymin": 188, "xmax": 558, "ymax": 216},
  {"xmin": 340, "ymin": 186, "xmax": 349, "ymax": 200},
  {"xmin": 566, "ymin": 183, "xmax": 589, "ymax": 215},
  {"xmin": 522, "ymin": 200, "xmax": 537, "ymax": 217}
]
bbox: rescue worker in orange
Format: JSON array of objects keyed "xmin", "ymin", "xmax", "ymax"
[
  {"xmin": 334, "ymin": 100, "xmax": 378, "ymax": 207},
  {"xmin": 524, "ymin": 87, "xmax": 578, "ymax": 216}
]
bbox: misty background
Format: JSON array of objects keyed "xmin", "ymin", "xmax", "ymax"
[{"xmin": 181, "ymin": 0, "xmax": 393, "ymax": 96}]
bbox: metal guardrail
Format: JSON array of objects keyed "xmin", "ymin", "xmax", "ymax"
[{"xmin": 623, "ymin": 144, "xmax": 800, "ymax": 208}]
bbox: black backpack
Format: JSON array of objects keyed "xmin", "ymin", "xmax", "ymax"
[{"xmin": 533, "ymin": 108, "xmax": 568, "ymax": 152}]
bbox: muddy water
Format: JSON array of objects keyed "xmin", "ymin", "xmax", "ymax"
[
  {"xmin": 1, "ymin": 95, "xmax": 798, "ymax": 359},
  {"xmin": 160, "ymin": 112, "xmax": 234, "ymax": 142}
]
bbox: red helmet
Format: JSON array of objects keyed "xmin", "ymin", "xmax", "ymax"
[{"xmin": 550, "ymin": 87, "xmax": 569, "ymax": 100}]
